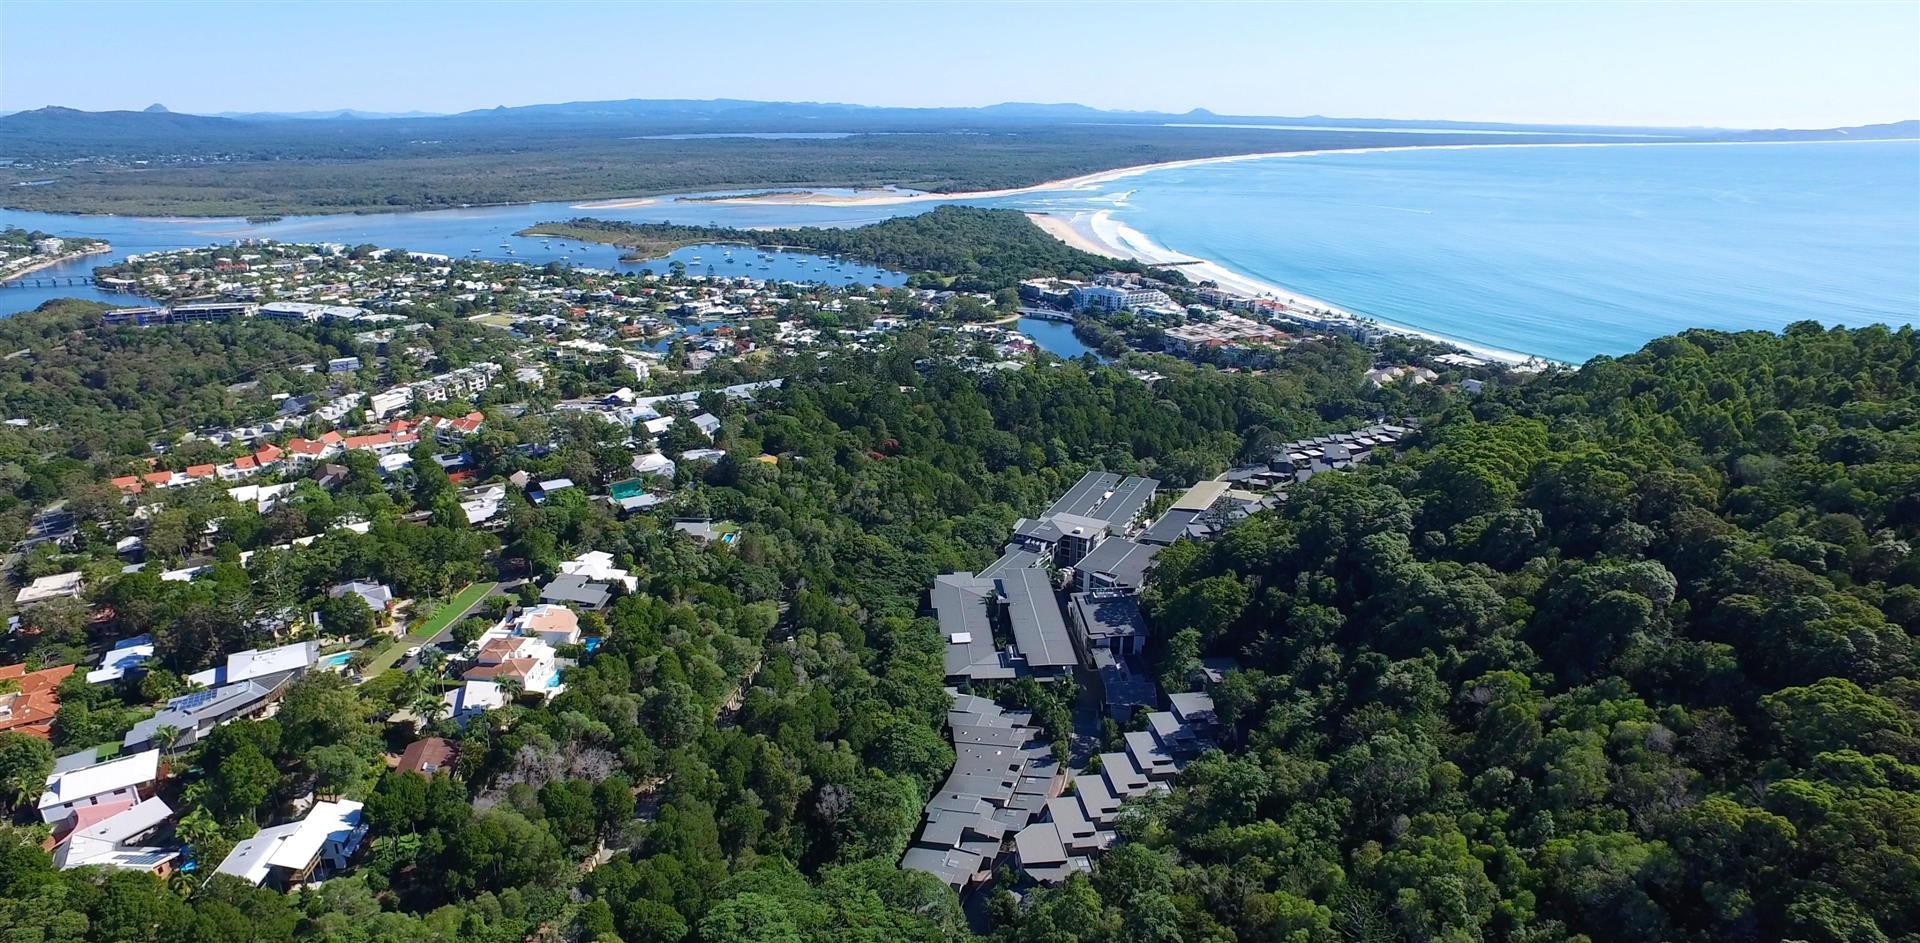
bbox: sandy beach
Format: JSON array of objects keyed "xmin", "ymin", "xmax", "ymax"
[{"xmin": 1027, "ymin": 207, "xmax": 1543, "ymax": 365}]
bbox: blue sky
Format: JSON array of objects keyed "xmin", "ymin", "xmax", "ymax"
[{"xmin": 3, "ymin": 0, "xmax": 1915, "ymax": 128}]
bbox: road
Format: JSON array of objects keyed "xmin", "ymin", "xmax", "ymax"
[{"xmin": 383, "ymin": 579, "xmax": 522, "ymax": 674}]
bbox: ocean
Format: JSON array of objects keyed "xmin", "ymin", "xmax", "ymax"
[
  {"xmin": 996, "ymin": 140, "xmax": 1920, "ymax": 362},
  {"xmin": 3, "ymin": 140, "xmax": 1915, "ymax": 363}
]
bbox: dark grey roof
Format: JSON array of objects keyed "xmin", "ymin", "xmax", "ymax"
[
  {"xmin": 901, "ymin": 845, "xmax": 986, "ymax": 888},
  {"xmin": 998, "ymin": 568, "xmax": 1076, "ymax": 669},
  {"xmin": 1139, "ymin": 508, "xmax": 1201, "ymax": 546},
  {"xmin": 978, "ymin": 547, "xmax": 1044, "ymax": 579},
  {"xmin": 1043, "ymin": 471, "xmax": 1121, "ymax": 518},
  {"xmin": 1077, "ymin": 538, "xmax": 1161, "ymax": 589},
  {"xmin": 540, "ymin": 574, "xmax": 611, "ymax": 608},
  {"xmin": 1092, "ymin": 476, "xmax": 1158, "ymax": 531},
  {"xmin": 125, "ymin": 679, "xmax": 279, "ymax": 750},
  {"xmin": 935, "ymin": 574, "xmax": 1013, "ymax": 680},
  {"xmin": 1070, "ymin": 591, "xmax": 1146, "ymax": 643},
  {"xmin": 1169, "ymin": 691, "xmax": 1217, "ymax": 724}
]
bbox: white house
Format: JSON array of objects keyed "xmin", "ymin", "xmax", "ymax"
[
  {"xmin": 52, "ymin": 796, "xmax": 178, "ymax": 874},
  {"xmin": 38, "ymin": 749, "xmax": 161, "ymax": 824},
  {"xmin": 187, "ymin": 640, "xmax": 320, "ymax": 688},
  {"xmin": 215, "ymin": 799, "xmax": 367, "ymax": 888},
  {"xmin": 512, "ymin": 604, "xmax": 581, "ymax": 648}
]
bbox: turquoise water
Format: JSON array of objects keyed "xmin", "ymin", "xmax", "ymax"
[
  {"xmin": 3, "ymin": 140, "xmax": 1915, "ymax": 362},
  {"xmin": 998, "ymin": 141, "xmax": 1920, "ymax": 361}
]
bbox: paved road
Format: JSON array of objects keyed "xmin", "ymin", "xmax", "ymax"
[{"xmin": 394, "ymin": 578, "xmax": 525, "ymax": 673}]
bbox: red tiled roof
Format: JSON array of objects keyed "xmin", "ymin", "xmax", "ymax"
[
  {"xmin": 185, "ymin": 464, "xmax": 217, "ymax": 478},
  {"xmin": 234, "ymin": 456, "xmax": 258, "ymax": 470},
  {"xmin": 0, "ymin": 663, "xmax": 76, "ymax": 738},
  {"xmin": 142, "ymin": 472, "xmax": 173, "ymax": 485},
  {"xmin": 397, "ymin": 737, "xmax": 457, "ymax": 776},
  {"xmin": 111, "ymin": 476, "xmax": 143, "ymax": 494},
  {"xmin": 463, "ymin": 659, "xmax": 535, "ymax": 682}
]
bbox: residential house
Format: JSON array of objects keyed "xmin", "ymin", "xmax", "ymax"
[
  {"xmin": 186, "ymin": 640, "xmax": 319, "ymax": 688},
  {"xmin": 86, "ymin": 635, "xmax": 154, "ymax": 685},
  {"xmin": 0, "ymin": 663, "xmax": 76, "ymax": 738},
  {"xmin": 50, "ymin": 796, "xmax": 178, "ymax": 874},
  {"xmin": 37, "ymin": 749, "xmax": 161, "ymax": 824},
  {"xmin": 15, "ymin": 571, "xmax": 83, "ymax": 607},
  {"xmin": 396, "ymin": 737, "xmax": 456, "ymax": 777},
  {"xmin": 215, "ymin": 799, "xmax": 367, "ymax": 889},
  {"xmin": 123, "ymin": 677, "xmax": 292, "ymax": 752}
]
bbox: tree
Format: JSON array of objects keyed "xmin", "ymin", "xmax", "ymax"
[
  {"xmin": 0, "ymin": 733, "xmax": 52, "ymax": 810},
  {"xmin": 211, "ymin": 745, "xmax": 277, "ymax": 823},
  {"xmin": 318, "ymin": 591, "xmax": 376, "ymax": 638}
]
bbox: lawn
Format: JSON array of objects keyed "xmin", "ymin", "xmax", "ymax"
[{"xmin": 364, "ymin": 581, "xmax": 497, "ymax": 676}]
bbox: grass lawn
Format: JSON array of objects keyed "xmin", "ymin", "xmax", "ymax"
[{"xmin": 364, "ymin": 581, "xmax": 497, "ymax": 676}]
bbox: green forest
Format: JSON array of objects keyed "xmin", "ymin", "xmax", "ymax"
[
  {"xmin": 0, "ymin": 316, "xmax": 1914, "ymax": 943},
  {"xmin": 526, "ymin": 207, "xmax": 1157, "ymax": 290},
  {"xmin": 1005, "ymin": 323, "xmax": 1919, "ymax": 943},
  {"xmin": 0, "ymin": 115, "xmax": 1625, "ymax": 217}
]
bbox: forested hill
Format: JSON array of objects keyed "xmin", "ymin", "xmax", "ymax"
[
  {"xmin": 1004, "ymin": 323, "xmax": 1920, "ymax": 943},
  {"xmin": 526, "ymin": 207, "xmax": 1158, "ymax": 290}
]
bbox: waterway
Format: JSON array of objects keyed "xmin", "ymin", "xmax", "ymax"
[{"xmin": 4, "ymin": 139, "xmax": 1915, "ymax": 362}]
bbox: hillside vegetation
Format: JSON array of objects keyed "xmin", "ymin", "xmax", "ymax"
[{"xmin": 1002, "ymin": 322, "xmax": 1920, "ymax": 943}]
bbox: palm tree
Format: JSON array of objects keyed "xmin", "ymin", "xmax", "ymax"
[
  {"xmin": 410, "ymin": 690, "xmax": 448, "ymax": 729},
  {"xmin": 151, "ymin": 725, "xmax": 182, "ymax": 780}
]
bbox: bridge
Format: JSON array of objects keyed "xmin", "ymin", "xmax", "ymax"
[{"xmin": 0, "ymin": 275, "xmax": 98, "ymax": 290}]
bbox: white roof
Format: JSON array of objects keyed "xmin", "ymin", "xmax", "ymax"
[
  {"xmin": 73, "ymin": 796, "xmax": 174, "ymax": 845},
  {"xmin": 87, "ymin": 637, "xmax": 156, "ymax": 684},
  {"xmin": 187, "ymin": 640, "xmax": 317, "ymax": 687},
  {"xmin": 215, "ymin": 799, "xmax": 363, "ymax": 885},
  {"xmin": 39, "ymin": 749, "xmax": 161, "ymax": 811},
  {"xmin": 16, "ymin": 571, "xmax": 83, "ymax": 605},
  {"xmin": 446, "ymin": 679, "xmax": 507, "ymax": 716}
]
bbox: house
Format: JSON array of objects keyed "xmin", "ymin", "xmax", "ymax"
[
  {"xmin": 123, "ymin": 677, "xmax": 291, "ymax": 752},
  {"xmin": 513, "ymin": 604, "xmax": 581, "ymax": 647},
  {"xmin": 329, "ymin": 581, "xmax": 396, "ymax": 623},
  {"xmin": 0, "ymin": 663, "xmax": 76, "ymax": 738},
  {"xmin": 215, "ymin": 799, "xmax": 367, "ymax": 889},
  {"xmin": 530, "ymin": 478, "xmax": 575, "ymax": 502},
  {"xmin": 15, "ymin": 571, "xmax": 83, "ymax": 607},
  {"xmin": 538, "ymin": 574, "xmax": 611, "ymax": 611},
  {"xmin": 327, "ymin": 356, "xmax": 362, "ymax": 374},
  {"xmin": 86, "ymin": 635, "xmax": 154, "ymax": 685},
  {"xmin": 396, "ymin": 737, "xmax": 456, "ymax": 777},
  {"xmin": 680, "ymin": 447, "xmax": 727, "ymax": 464},
  {"xmin": 443, "ymin": 679, "xmax": 509, "ymax": 724},
  {"xmin": 186, "ymin": 640, "xmax": 319, "ymax": 688},
  {"xmin": 1069, "ymin": 590, "xmax": 1149, "ymax": 661},
  {"xmin": 37, "ymin": 749, "xmax": 161, "ymax": 824},
  {"xmin": 556, "ymin": 550, "xmax": 638, "ymax": 592},
  {"xmin": 51, "ymin": 796, "xmax": 178, "ymax": 874},
  {"xmin": 631, "ymin": 451, "xmax": 676, "ymax": 479},
  {"xmin": 462, "ymin": 634, "xmax": 559, "ymax": 696}
]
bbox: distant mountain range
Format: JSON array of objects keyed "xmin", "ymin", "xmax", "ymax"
[
  {"xmin": 4, "ymin": 97, "xmax": 1914, "ymax": 137},
  {"xmin": 1, "ymin": 99, "xmax": 1912, "ymax": 161}
]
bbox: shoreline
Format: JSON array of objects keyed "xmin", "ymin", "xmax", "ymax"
[
  {"xmin": 0, "ymin": 243, "xmax": 112, "ymax": 282},
  {"xmin": 1029, "ymin": 208, "xmax": 1545, "ymax": 365},
  {"xmin": 580, "ymin": 137, "xmax": 1920, "ymax": 211}
]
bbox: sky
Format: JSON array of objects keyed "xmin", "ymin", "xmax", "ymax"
[{"xmin": 3, "ymin": 0, "xmax": 1916, "ymax": 128}]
